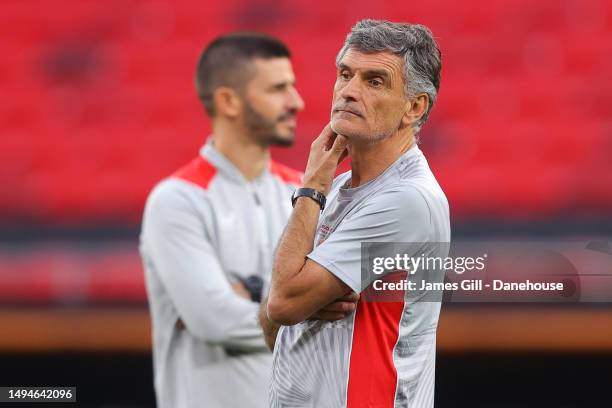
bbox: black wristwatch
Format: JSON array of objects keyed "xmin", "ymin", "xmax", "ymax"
[
  {"xmin": 240, "ymin": 275, "xmax": 264, "ymax": 303},
  {"xmin": 291, "ymin": 187, "xmax": 326, "ymax": 210}
]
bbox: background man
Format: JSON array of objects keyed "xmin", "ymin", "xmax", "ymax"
[
  {"xmin": 139, "ymin": 33, "xmax": 305, "ymax": 408},
  {"xmin": 262, "ymin": 20, "xmax": 450, "ymax": 407}
]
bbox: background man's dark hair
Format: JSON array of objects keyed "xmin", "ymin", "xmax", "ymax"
[{"xmin": 195, "ymin": 32, "xmax": 291, "ymax": 117}]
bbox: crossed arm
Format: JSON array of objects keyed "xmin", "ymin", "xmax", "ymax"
[{"xmin": 142, "ymin": 181, "xmax": 269, "ymax": 351}]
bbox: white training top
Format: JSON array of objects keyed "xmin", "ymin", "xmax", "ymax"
[
  {"xmin": 140, "ymin": 140, "xmax": 301, "ymax": 408},
  {"xmin": 270, "ymin": 145, "xmax": 451, "ymax": 408}
]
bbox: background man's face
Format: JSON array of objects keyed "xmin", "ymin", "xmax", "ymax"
[
  {"xmin": 331, "ymin": 49, "xmax": 408, "ymax": 143},
  {"xmin": 241, "ymin": 57, "xmax": 304, "ymax": 146}
]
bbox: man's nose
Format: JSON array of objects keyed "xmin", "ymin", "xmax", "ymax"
[
  {"xmin": 338, "ymin": 76, "xmax": 361, "ymax": 102},
  {"xmin": 288, "ymin": 87, "xmax": 305, "ymax": 111}
]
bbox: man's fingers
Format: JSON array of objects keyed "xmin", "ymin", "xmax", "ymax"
[
  {"xmin": 231, "ymin": 281, "xmax": 251, "ymax": 300},
  {"xmin": 309, "ymin": 294, "xmax": 359, "ymax": 321},
  {"xmin": 312, "ymin": 123, "xmax": 335, "ymax": 149},
  {"xmin": 338, "ymin": 292, "xmax": 360, "ymax": 302},
  {"xmin": 311, "ymin": 311, "xmax": 347, "ymax": 321},
  {"xmin": 322, "ymin": 301, "xmax": 356, "ymax": 313},
  {"xmin": 324, "ymin": 133, "xmax": 336, "ymax": 151},
  {"xmin": 338, "ymin": 148, "xmax": 349, "ymax": 164},
  {"xmin": 312, "ymin": 301, "xmax": 355, "ymax": 320},
  {"xmin": 329, "ymin": 134, "xmax": 348, "ymax": 155}
]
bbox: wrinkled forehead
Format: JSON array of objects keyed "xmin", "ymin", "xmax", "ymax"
[{"xmin": 337, "ymin": 48, "xmax": 404, "ymax": 77}]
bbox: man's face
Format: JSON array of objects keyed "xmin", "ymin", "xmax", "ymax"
[
  {"xmin": 241, "ymin": 57, "xmax": 304, "ymax": 146},
  {"xmin": 331, "ymin": 49, "xmax": 409, "ymax": 142}
]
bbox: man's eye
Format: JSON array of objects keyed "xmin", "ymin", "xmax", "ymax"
[
  {"xmin": 369, "ymin": 79, "xmax": 383, "ymax": 87},
  {"xmin": 339, "ymin": 72, "xmax": 351, "ymax": 80}
]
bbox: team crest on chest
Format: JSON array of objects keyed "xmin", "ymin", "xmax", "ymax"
[{"xmin": 316, "ymin": 224, "xmax": 332, "ymax": 246}]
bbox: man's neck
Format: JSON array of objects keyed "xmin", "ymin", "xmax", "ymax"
[
  {"xmin": 348, "ymin": 130, "xmax": 414, "ymax": 188},
  {"xmin": 212, "ymin": 121, "xmax": 269, "ymax": 182}
]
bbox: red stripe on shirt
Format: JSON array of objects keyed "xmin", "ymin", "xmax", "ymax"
[
  {"xmin": 172, "ymin": 156, "xmax": 217, "ymax": 189},
  {"xmin": 347, "ymin": 272, "xmax": 406, "ymax": 408},
  {"xmin": 270, "ymin": 160, "xmax": 303, "ymax": 186}
]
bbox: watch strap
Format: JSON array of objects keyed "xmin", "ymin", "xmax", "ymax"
[{"xmin": 292, "ymin": 187, "xmax": 326, "ymax": 210}]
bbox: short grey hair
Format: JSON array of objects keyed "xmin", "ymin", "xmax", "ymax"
[{"xmin": 336, "ymin": 20, "xmax": 442, "ymax": 134}]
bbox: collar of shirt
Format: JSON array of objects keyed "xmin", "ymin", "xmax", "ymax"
[
  {"xmin": 337, "ymin": 143, "xmax": 423, "ymax": 201},
  {"xmin": 200, "ymin": 137, "xmax": 270, "ymax": 187}
]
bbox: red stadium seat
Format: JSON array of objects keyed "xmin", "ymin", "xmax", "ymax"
[{"xmin": 0, "ymin": 0, "xmax": 610, "ymax": 223}]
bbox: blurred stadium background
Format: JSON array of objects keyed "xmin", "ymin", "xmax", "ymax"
[{"xmin": 1, "ymin": 0, "xmax": 611, "ymax": 406}]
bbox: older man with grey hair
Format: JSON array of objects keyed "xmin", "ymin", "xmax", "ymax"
[{"xmin": 259, "ymin": 19, "xmax": 450, "ymax": 407}]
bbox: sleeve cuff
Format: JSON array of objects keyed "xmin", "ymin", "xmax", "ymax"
[{"xmin": 306, "ymin": 253, "xmax": 362, "ymax": 294}]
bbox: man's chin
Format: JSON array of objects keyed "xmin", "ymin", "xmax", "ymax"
[
  {"xmin": 268, "ymin": 134, "xmax": 295, "ymax": 147},
  {"xmin": 330, "ymin": 120, "xmax": 361, "ymax": 139}
]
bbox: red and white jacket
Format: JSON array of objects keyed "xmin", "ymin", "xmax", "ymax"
[{"xmin": 140, "ymin": 139, "xmax": 301, "ymax": 408}]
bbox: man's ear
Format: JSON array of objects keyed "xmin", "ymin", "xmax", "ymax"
[
  {"xmin": 400, "ymin": 93, "xmax": 429, "ymax": 129},
  {"xmin": 213, "ymin": 86, "xmax": 242, "ymax": 118}
]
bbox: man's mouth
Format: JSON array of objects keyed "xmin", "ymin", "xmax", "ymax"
[
  {"xmin": 333, "ymin": 107, "xmax": 362, "ymax": 117},
  {"xmin": 279, "ymin": 115, "xmax": 296, "ymax": 126}
]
